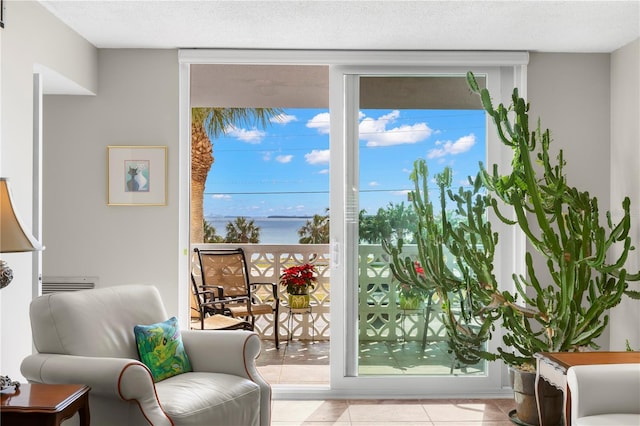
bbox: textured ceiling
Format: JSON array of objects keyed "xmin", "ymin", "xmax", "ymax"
[{"xmin": 39, "ymin": 0, "xmax": 640, "ymax": 53}]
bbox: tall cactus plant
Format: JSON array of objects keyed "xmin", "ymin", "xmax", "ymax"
[
  {"xmin": 384, "ymin": 161, "xmax": 499, "ymax": 366},
  {"xmin": 386, "ymin": 72, "xmax": 640, "ymax": 370}
]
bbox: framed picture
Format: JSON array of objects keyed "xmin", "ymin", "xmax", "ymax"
[{"xmin": 107, "ymin": 146, "xmax": 167, "ymax": 206}]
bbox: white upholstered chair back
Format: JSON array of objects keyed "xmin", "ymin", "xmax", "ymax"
[{"xmin": 30, "ymin": 284, "xmax": 168, "ymax": 359}]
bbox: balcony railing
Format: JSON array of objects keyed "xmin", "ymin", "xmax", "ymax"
[{"xmin": 191, "ymin": 243, "xmax": 449, "ymax": 344}]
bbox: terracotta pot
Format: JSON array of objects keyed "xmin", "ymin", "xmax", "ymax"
[{"xmin": 510, "ymin": 368, "xmax": 563, "ymax": 426}]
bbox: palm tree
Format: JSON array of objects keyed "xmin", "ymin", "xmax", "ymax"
[
  {"xmin": 298, "ymin": 209, "xmax": 330, "ymax": 244},
  {"xmin": 385, "ymin": 201, "xmax": 418, "ymax": 243},
  {"xmin": 191, "ymin": 107, "xmax": 282, "ymax": 243},
  {"xmin": 358, "ymin": 208, "xmax": 394, "ymax": 244},
  {"xmin": 224, "ymin": 216, "xmax": 261, "ymax": 243},
  {"xmin": 203, "ymin": 219, "xmax": 223, "ymax": 243}
]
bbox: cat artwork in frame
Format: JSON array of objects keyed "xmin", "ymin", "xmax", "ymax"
[{"xmin": 107, "ymin": 146, "xmax": 167, "ymax": 206}]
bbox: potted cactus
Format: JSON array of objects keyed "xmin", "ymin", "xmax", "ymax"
[{"xmin": 384, "ymin": 72, "xmax": 640, "ymax": 425}]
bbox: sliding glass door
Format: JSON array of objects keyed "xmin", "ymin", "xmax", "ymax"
[
  {"xmin": 330, "ymin": 64, "xmax": 525, "ymax": 396},
  {"xmin": 180, "ymin": 50, "xmax": 527, "ymax": 398},
  {"xmin": 357, "ymin": 76, "xmax": 487, "ymax": 377}
]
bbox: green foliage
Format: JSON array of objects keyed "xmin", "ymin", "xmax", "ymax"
[
  {"xmin": 386, "ymin": 72, "xmax": 640, "ymax": 370},
  {"xmin": 203, "ymin": 220, "xmax": 224, "ymax": 243},
  {"xmin": 384, "ymin": 161, "xmax": 499, "ymax": 366},
  {"xmin": 224, "ymin": 216, "xmax": 261, "ymax": 243},
  {"xmin": 469, "ymin": 70, "xmax": 640, "ymax": 366},
  {"xmin": 360, "ymin": 202, "xmax": 418, "ymax": 244},
  {"xmin": 192, "ymin": 107, "xmax": 284, "ymax": 139},
  {"xmin": 298, "ymin": 209, "xmax": 330, "ymax": 244}
]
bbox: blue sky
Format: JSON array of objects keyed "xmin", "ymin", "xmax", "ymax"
[{"xmin": 204, "ymin": 108, "xmax": 485, "ymax": 218}]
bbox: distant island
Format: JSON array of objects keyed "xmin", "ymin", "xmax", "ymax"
[
  {"xmin": 204, "ymin": 216, "xmax": 314, "ymax": 244},
  {"xmin": 205, "ymin": 215, "xmax": 313, "ymax": 219}
]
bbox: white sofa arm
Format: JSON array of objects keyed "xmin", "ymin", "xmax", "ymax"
[{"xmin": 21, "ymin": 353, "xmax": 173, "ymax": 426}]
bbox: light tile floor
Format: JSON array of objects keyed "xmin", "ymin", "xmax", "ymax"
[
  {"xmin": 259, "ymin": 340, "xmax": 515, "ymax": 425},
  {"xmin": 258, "ymin": 339, "xmax": 331, "ymax": 385},
  {"xmin": 271, "ymin": 399, "xmax": 516, "ymax": 425}
]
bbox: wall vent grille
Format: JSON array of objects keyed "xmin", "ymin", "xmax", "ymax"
[{"xmin": 42, "ymin": 276, "xmax": 98, "ymax": 294}]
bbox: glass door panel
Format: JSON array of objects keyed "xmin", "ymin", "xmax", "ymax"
[{"xmin": 356, "ymin": 75, "xmax": 487, "ymax": 376}]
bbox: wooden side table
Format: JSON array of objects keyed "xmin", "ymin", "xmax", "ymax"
[
  {"xmin": 1, "ymin": 383, "xmax": 90, "ymax": 426},
  {"xmin": 534, "ymin": 351, "xmax": 640, "ymax": 426}
]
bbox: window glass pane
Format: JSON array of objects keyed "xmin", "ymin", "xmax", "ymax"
[
  {"xmin": 204, "ymin": 108, "xmax": 330, "ymax": 244},
  {"xmin": 357, "ymin": 76, "xmax": 488, "ymax": 376}
]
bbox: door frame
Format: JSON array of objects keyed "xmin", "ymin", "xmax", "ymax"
[{"xmin": 178, "ymin": 49, "xmax": 528, "ymax": 399}]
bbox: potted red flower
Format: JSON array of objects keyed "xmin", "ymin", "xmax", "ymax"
[
  {"xmin": 398, "ymin": 261, "xmax": 426, "ymax": 310},
  {"xmin": 280, "ymin": 263, "xmax": 317, "ymax": 308}
]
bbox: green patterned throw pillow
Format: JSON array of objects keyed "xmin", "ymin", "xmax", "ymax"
[{"xmin": 134, "ymin": 316, "xmax": 192, "ymax": 382}]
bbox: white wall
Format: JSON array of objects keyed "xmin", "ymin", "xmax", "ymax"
[
  {"xmin": 528, "ymin": 51, "xmax": 640, "ymax": 351},
  {"xmin": 610, "ymin": 38, "xmax": 640, "ymax": 350},
  {"xmin": 528, "ymin": 53, "xmax": 611, "ymax": 205},
  {"xmin": 525, "ymin": 53, "xmax": 612, "ymax": 349},
  {"xmin": 0, "ymin": 0, "xmax": 96, "ymax": 380},
  {"xmin": 42, "ymin": 49, "xmax": 181, "ymax": 312}
]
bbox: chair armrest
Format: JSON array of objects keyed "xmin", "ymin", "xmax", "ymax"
[
  {"xmin": 182, "ymin": 329, "xmax": 271, "ymax": 426},
  {"xmin": 21, "ymin": 353, "xmax": 174, "ymax": 425},
  {"xmin": 198, "ymin": 284, "xmax": 224, "ymax": 297},
  {"xmin": 21, "ymin": 354, "xmax": 153, "ymax": 399},
  {"xmin": 181, "ymin": 330, "xmax": 266, "ymax": 382},
  {"xmin": 251, "ymin": 282, "xmax": 280, "ymax": 303},
  {"xmin": 201, "ymin": 295, "xmax": 251, "ymax": 312}
]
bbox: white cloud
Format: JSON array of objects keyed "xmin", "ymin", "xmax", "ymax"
[
  {"xmin": 225, "ymin": 125, "xmax": 266, "ymax": 144},
  {"xmin": 272, "ymin": 113, "xmax": 297, "ymax": 124},
  {"xmin": 212, "ymin": 194, "xmax": 231, "ymax": 200},
  {"xmin": 318, "ymin": 169, "xmax": 329, "ymax": 174},
  {"xmin": 360, "ymin": 110, "xmax": 433, "ymax": 147},
  {"xmin": 276, "ymin": 154, "xmax": 293, "ymax": 163},
  {"xmin": 427, "ymin": 134, "xmax": 476, "ymax": 159},
  {"xmin": 305, "ymin": 149, "xmax": 330, "ymax": 165},
  {"xmin": 369, "ymin": 181, "xmax": 380, "ymax": 187},
  {"xmin": 306, "ymin": 112, "xmax": 331, "ymax": 134},
  {"xmin": 262, "ymin": 151, "xmax": 272, "ymax": 161}
]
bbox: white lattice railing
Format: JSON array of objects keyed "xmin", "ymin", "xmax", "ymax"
[
  {"xmin": 191, "ymin": 243, "xmax": 450, "ymax": 343},
  {"xmin": 191, "ymin": 244, "xmax": 331, "ymax": 341},
  {"xmin": 357, "ymin": 245, "xmax": 448, "ymax": 343}
]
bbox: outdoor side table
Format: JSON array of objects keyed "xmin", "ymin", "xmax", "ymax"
[
  {"xmin": 399, "ymin": 306, "xmax": 426, "ymax": 345},
  {"xmin": 1, "ymin": 383, "xmax": 90, "ymax": 426},
  {"xmin": 284, "ymin": 304, "xmax": 315, "ymax": 342}
]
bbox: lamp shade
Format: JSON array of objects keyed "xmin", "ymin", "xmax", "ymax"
[{"xmin": 0, "ymin": 178, "xmax": 42, "ymax": 253}]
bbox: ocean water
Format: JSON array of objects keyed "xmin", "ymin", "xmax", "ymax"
[{"xmin": 206, "ymin": 217, "xmax": 310, "ymax": 244}]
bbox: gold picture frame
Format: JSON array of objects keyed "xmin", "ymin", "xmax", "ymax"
[{"xmin": 107, "ymin": 145, "xmax": 167, "ymax": 206}]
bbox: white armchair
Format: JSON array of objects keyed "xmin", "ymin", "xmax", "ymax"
[
  {"xmin": 20, "ymin": 284, "xmax": 271, "ymax": 426},
  {"xmin": 566, "ymin": 363, "xmax": 640, "ymax": 426}
]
